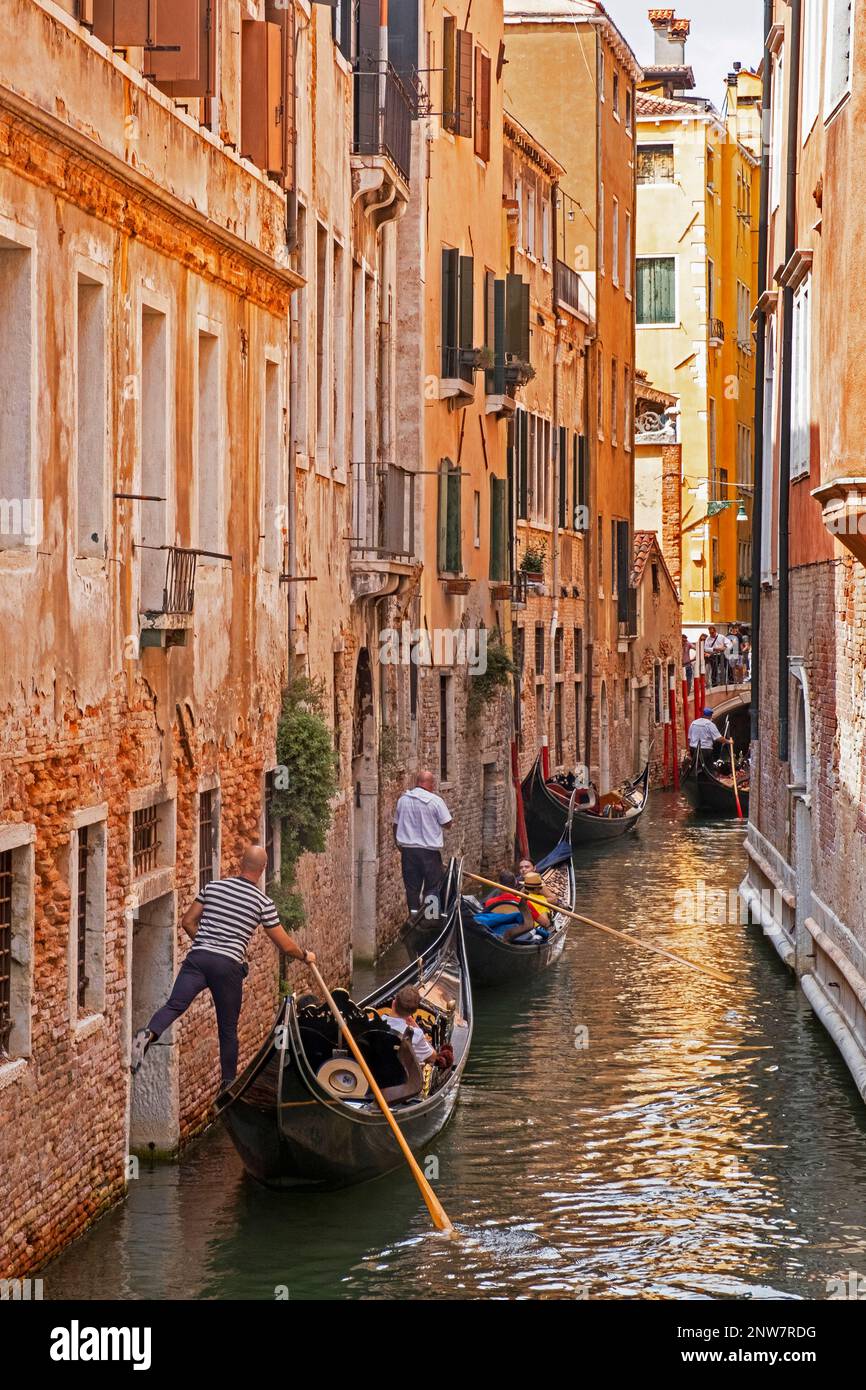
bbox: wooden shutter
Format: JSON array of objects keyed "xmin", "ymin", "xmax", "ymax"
[
  {"xmin": 493, "ymin": 277, "xmax": 506, "ymax": 396},
  {"xmin": 266, "ymin": 1, "xmax": 296, "ymax": 189},
  {"xmin": 241, "ymin": 20, "xmax": 283, "ymax": 176},
  {"xmin": 617, "ymin": 520, "xmax": 630, "ymax": 624},
  {"xmin": 149, "ymin": 0, "xmax": 215, "ymax": 94},
  {"xmin": 441, "ymin": 248, "xmax": 459, "ymax": 377},
  {"xmin": 505, "ymin": 274, "xmax": 522, "ymax": 358},
  {"xmin": 558, "ymin": 427, "xmax": 568, "ymax": 530},
  {"xmin": 92, "ymin": 0, "xmax": 153, "ymax": 47},
  {"xmin": 438, "ymin": 459, "xmax": 450, "ymax": 571},
  {"xmin": 474, "ymin": 50, "xmax": 491, "ymax": 161},
  {"xmin": 577, "ymin": 434, "xmax": 587, "ymax": 520},
  {"xmin": 458, "ymin": 255, "xmax": 474, "ymax": 381},
  {"xmin": 456, "ymin": 30, "xmax": 473, "ymax": 138},
  {"xmin": 517, "ymin": 410, "xmax": 529, "ymax": 519},
  {"xmin": 438, "ymin": 459, "xmax": 462, "ymax": 573},
  {"xmin": 490, "ymin": 476, "xmax": 507, "ymax": 580},
  {"xmin": 78, "ymin": 0, "xmax": 95, "ymax": 24},
  {"xmin": 447, "ymin": 466, "xmax": 462, "ymax": 573},
  {"xmin": 443, "ymin": 17, "xmax": 457, "ymax": 132},
  {"xmin": 356, "ymin": 0, "xmax": 380, "ymax": 152}
]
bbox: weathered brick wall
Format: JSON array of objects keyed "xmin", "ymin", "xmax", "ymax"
[
  {"xmin": 661, "ymin": 445, "xmax": 683, "ymax": 592},
  {"xmin": 753, "ymin": 557, "xmax": 866, "ymax": 957},
  {"xmin": 0, "ymin": 678, "xmax": 295, "ymax": 1278}
]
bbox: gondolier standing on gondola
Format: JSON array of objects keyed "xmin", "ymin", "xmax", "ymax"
[
  {"xmin": 130, "ymin": 845, "xmax": 315, "ymax": 1092},
  {"xmin": 394, "ymin": 771, "xmax": 453, "ymax": 913}
]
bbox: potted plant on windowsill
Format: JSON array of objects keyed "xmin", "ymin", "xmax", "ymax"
[
  {"xmin": 490, "ymin": 579, "xmax": 512, "ymax": 601},
  {"xmin": 519, "ymin": 542, "xmax": 547, "ymax": 585},
  {"xmin": 443, "ymin": 574, "xmax": 472, "ymax": 595},
  {"xmin": 504, "ymin": 355, "xmax": 536, "ymax": 388}
]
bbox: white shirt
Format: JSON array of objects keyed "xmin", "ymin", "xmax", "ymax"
[
  {"xmin": 385, "ymin": 1015, "xmax": 435, "ymax": 1065},
  {"xmin": 394, "ymin": 787, "xmax": 451, "ymax": 849},
  {"xmin": 704, "ymin": 634, "xmax": 722, "ymax": 654},
  {"xmin": 689, "ymin": 717, "xmax": 723, "ymax": 749}
]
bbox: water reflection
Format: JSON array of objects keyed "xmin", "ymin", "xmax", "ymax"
[{"xmin": 45, "ymin": 795, "xmax": 866, "ymax": 1300}]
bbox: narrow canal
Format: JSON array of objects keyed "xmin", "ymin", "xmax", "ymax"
[{"xmin": 46, "ymin": 794, "xmax": 866, "ymax": 1300}]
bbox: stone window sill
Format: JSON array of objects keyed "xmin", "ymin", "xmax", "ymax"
[
  {"xmin": 73, "ymin": 1013, "xmax": 106, "ymax": 1043},
  {"xmin": 0, "ymin": 1057, "xmax": 28, "ymax": 1092}
]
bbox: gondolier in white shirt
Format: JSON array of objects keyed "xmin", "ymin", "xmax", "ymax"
[
  {"xmin": 129, "ymin": 845, "xmax": 315, "ymax": 1093},
  {"xmin": 688, "ymin": 708, "xmax": 732, "ymax": 752},
  {"xmin": 393, "ymin": 770, "xmax": 453, "ymax": 913}
]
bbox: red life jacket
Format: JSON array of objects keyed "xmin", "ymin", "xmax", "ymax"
[{"xmin": 483, "ymin": 892, "xmax": 540, "ymax": 922}]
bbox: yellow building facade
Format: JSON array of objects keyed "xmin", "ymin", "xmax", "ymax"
[
  {"xmin": 503, "ymin": 0, "xmax": 643, "ymax": 791},
  {"xmin": 635, "ymin": 12, "xmax": 760, "ymax": 637}
]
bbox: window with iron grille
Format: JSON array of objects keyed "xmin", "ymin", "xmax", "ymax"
[
  {"xmin": 0, "ymin": 850, "xmax": 12, "ymax": 1058},
  {"xmin": 199, "ymin": 790, "xmax": 216, "ymax": 893},
  {"xmin": 76, "ymin": 827, "xmax": 88, "ymax": 1011},
  {"xmin": 132, "ymin": 805, "xmax": 159, "ymax": 876},
  {"xmin": 554, "ymin": 627, "xmax": 564, "ymax": 674},
  {"xmin": 573, "ymin": 627, "xmax": 583, "ymax": 674},
  {"xmin": 534, "ymin": 623, "xmax": 545, "ymax": 675}
]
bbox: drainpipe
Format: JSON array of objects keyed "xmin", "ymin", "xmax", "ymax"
[
  {"xmin": 750, "ymin": 0, "xmax": 773, "ymax": 743},
  {"xmin": 284, "ymin": 5, "xmax": 302, "ymax": 256},
  {"xmin": 549, "ymin": 181, "xmax": 561, "ymax": 757},
  {"xmin": 778, "ymin": 0, "xmax": 802, "ymax": 763}
]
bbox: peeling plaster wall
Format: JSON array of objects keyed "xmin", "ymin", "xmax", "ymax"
[{"xmin": 0, "ymin": 1, "xmax": 297, "ymax": 1276}]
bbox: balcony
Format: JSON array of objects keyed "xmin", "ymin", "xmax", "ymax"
[
  {"xmin": 350, "ymin": 462, "xmax": 419, "ymax": 604},
  {"xmin": 140, "ymin": 546, "xmax": 197, "ymax": 648},
  {"xmin": 511, "ymin": 570, "xmax": 529, "ymax": 608},
  {"xmin": 440, "ymin": 345, "xmax": 478, "ymax": 407},
  {"xmin": 708, "ymin": 317, "xmax": 725, "ymax": 347},
  {"xmin": 555, "ymin": 260, "xmax": 597, "ymax": 326},
  {"xmin": 618, "ymin": 588, "xmax": 639, "ymax": 646},
  {"xmin": 352, "ymin": 65, "xmax": 412, "ymax": 226}
]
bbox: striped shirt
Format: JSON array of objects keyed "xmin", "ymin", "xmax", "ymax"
[{"xmin": 189, "ymin": 877, "xmax": 281, "ymax": 965}]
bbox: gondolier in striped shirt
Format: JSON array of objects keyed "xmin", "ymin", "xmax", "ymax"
[{"xmin": 130, "ymin": 845, "xmax": 315, "ymax": 1092}]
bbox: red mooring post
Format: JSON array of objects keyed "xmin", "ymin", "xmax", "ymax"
[
  {"xmin": 663, "ymin": 721, "xmax": 670, "ymax": 788},
  {"xmin": 669, "ymin": 679, "xmax": 680, "ymax": 790},
  {"xmin": 541, "ymin": 736, "xmax": 550, "ymax": 782},
  {"xmin": 681, "ymin": 677, "xmax": 690, "ymax": 749},
  {"xmin": 695, "ymin": 639, "xmax": 704, "ymax": 722},
  {"xmin": 511, "ymin": 742, "xmax": 530, "ymax": 860}
]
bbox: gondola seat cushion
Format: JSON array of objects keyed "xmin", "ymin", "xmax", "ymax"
[{"xmin": 296, "ymin": 998, "xmax": 407, "ymax": 1088}]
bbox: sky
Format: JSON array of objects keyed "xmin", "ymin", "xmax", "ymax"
[{"xmin": 605, "ymin": 1, "xmax": 765, "ymax": 102}]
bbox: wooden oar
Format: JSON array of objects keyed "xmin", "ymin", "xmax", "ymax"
[
  {"xmin": 729, "ymin": 741, "xmax": 744, "ymax": 820},
  {"xmin": 308, "ymin": 963, "xmax": 453, "ymax": 1235},
  {"xmin": 464, "ymin": 873, "xmax": 734, "ymax": 985}
]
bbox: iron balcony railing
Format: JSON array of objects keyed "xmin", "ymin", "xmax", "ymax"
[
  {"xmin": 554, "ymin": 259, "xmax": 597, "ymax": 323},
  {"xmin": 709, "ymin": 317, "xmax": 725, "ymax": 344},
  {"xmin": 161, "ymin": 546, "xmax": 197, "ymax": 615},
  {"xmin": 353, "ymin": 64, "xmax": 412, "ymax": 185},
  {"xmin": 511, "ymin": 570, "xmax": 529, "ymax": 607},
  {"xmin": 351, "ymin": 462, "xmax": 416, "ymax": 563}
]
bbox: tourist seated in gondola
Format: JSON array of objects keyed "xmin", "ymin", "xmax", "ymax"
[
  {"xmin": 384, "ymin": 985, "xmax": 453, "ymax": 1072},
  {"xmin": 475, "ymin": 871, "xmax": 549, "ymax": 944}
]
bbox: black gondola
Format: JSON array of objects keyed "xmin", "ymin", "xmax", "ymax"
[
  {"xmin": 681, "ymin": 688, "xmax": 751, "ymax": 817},
  {"xmin": 522, "ymin": 754, "xmax": 650, "ymax": 850},
  {"xmin": 216, "ymin": 869, "xmax": 471, "ymax": 1191},
  {"xmin": 402, "ymin": 841, "xmax": 575, "ymax": 987}
]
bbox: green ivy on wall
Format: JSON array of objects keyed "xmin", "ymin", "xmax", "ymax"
[{"xmin": 269, "ymin": 677, "xmax": 339, "ymax": 931}]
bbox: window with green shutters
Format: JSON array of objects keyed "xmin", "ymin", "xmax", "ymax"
[
  {"xmin": 489, "ymin": 476, "xmax": 508, "ymax": 580},
  {"xmin": 636, "ymin": 256, "xmax": 676, "ymax": 326},
  {"xmin": 438, "ymin": 458, "xmax": 462, "ymax": 574}
]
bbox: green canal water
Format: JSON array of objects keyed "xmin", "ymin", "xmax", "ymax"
[{"xmin": 44, "ymin": 794, "xmax": 866, "ymax": 1300}]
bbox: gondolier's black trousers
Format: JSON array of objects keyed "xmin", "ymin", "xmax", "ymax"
[
  {"xmin": 399, "ymin": 846, "xmax": 444, "ymax": 914},
  {"xmin": 147, "ymin": 949, "xmax": 245, "ymax": 1085}
]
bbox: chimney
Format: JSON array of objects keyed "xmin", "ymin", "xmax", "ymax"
[{"xmin": 648, "ymin": 10, "xmax": 690, "ymax": 67}]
